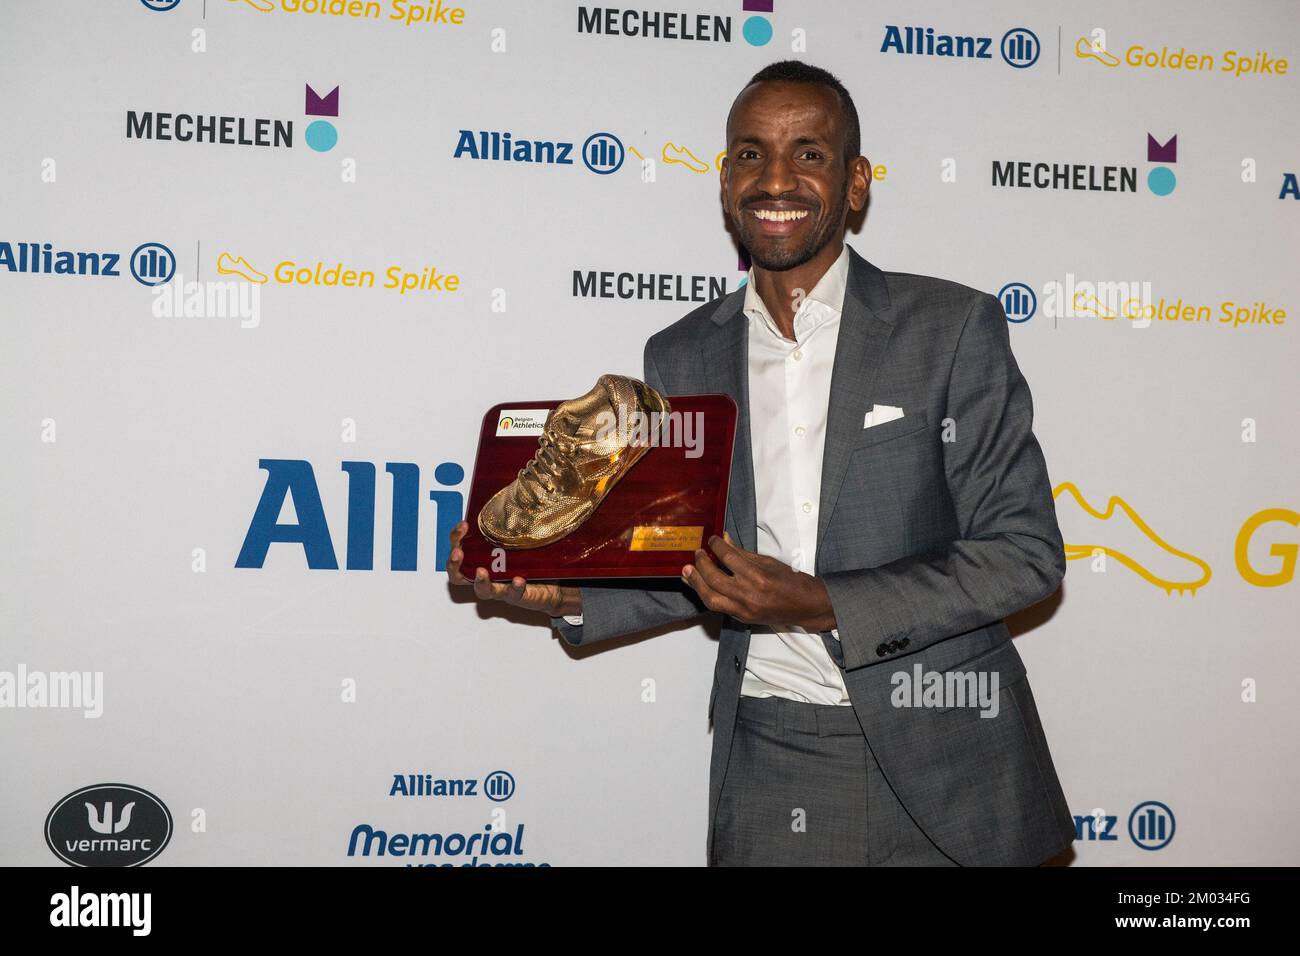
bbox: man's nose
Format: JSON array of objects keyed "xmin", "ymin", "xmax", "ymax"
[{"xmin": 755, "ymin": 154, "xmax": 798, "ymax": 197}]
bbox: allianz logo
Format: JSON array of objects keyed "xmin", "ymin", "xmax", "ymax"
[
  {"xmin": 236, "ymin": 459, "xmax": 465, "ymax": 572},
  {"xmin": 453, "ymin": 130, "xmax": 626, "ymax": 174},
  {"xmin": 881, "ymin": 24, "xmax": 1041, "ymax": 68},
  {"xmin": 389, "ymin": 770, "xmax": 515, "ymax": 801},
  {"xmin": 0, "ymin": 240, "xmax": 175, "ymax": 286}
]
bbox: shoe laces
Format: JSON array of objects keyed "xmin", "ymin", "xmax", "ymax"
[{"xmin": 519, "ymin": 429, "xmax": 578, "ymax": 499}]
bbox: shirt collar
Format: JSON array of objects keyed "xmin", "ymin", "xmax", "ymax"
[{"xmin": 742, "ymin": 243, "xmax": 851, "ymax": 340}]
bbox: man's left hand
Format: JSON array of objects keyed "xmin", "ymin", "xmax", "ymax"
[{"xmin": 682, "ymin": 534, "xmax": 838, "ymax": 632}]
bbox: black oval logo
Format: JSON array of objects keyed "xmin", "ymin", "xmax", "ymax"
[{"xmin": 45, "ymin": 784, "xmax": 173, "ymax": 867}]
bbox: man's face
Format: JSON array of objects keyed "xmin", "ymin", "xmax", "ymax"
[{"xmin": 722, "ymin": 81, "xmax": 868, "ymax": 271}]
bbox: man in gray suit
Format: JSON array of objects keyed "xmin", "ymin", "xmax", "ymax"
[{"xmin": 448, "ymin": 61, "xmax": 1073, "ymax": 866}]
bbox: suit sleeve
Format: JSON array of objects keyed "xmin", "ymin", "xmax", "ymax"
[
  {"xmin": 550, "ymin": 337, "xmax": 710, "ymax": 646},
  {"xmin": 820, "ymin": 292, "xmax": 1066, "ymax": 671}
]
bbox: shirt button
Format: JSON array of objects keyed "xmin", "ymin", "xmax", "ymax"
[
  {"xmin": 794, "ymin": 425, "xmax": 806, "ymax": 437},
  {"xmin": 792, "ymin": 349, "xmax": 803, "ymax": 361},
  {"xmin": 802, "ymin": 501, "xmax": 812, "ymax": 514}
]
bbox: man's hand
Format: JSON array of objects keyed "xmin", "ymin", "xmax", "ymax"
[
  {"xmin": 681, "ymin": 533, "xmax": 837, "ymax": 632},
  {"xmin": 447, "ymin": 520, "xmax": 582, "ymax": 617}
]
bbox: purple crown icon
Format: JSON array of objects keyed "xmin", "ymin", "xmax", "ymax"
[
  {"xmin": 305, "ymin": 84, "xmax": 339, "ymax": 118},
  {"xmin": 1147, "ymin": 134, "xmax": 1177, "ymax": 164}
]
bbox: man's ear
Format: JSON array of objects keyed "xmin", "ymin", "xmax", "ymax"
[{"xmin": 848, "ymin": 156, "xmax": 871, "ymax": 212}]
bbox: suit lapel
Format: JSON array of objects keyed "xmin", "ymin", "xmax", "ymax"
[
  {"xmin": 814, "ymin": 249, "xmax": 895, "ymax": 571},
  {"xmin": 702, "ymin": 293, "xmax": 757, "ymax": 553}
]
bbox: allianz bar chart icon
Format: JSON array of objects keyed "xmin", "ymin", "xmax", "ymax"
[
  {"xmin": 1129, "ymin": 801, "xmax": 1175, "ymax": 850},
  {"xmin": 130, "ymin": 242, "xmax": 175, "ymax": 286},
  {"xmin": 999, "ymin": 281, "xmax": 1037, "ymax": 322},
  {"xmin": 583, "ymin": 133, "xmax": 624, "ymax": 174}
]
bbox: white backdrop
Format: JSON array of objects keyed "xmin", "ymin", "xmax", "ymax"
[{"xmin": 1, "ymin": 0, "xmax": 1297, "ymax": 866}]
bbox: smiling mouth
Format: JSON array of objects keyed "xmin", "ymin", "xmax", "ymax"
[{"xmin": 749, "ymin": 208, "xmax": 809, "ymax": 222}]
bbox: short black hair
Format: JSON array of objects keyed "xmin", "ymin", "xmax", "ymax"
[{"xmin": 736, "ymin": 60, "xmax": 861, "ymax": 166}]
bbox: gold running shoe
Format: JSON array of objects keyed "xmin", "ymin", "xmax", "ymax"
[{"xmin": 477, "ymin": 374, "xmax": 671, "ymax": 549}]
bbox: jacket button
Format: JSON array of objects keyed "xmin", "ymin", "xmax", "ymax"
[
  {"xmin": 733, "ymin": 656, "xmax": 741, "ymax": 672},
  {"xmin": 898, "ymin": 637, "xmax": 911, "ymax": 650},
  {"xmin": 875, "ymin": 643, "xmax": 888, "ymax": 658},
  {"xmin": 887, "ymin": 640, "xmax": 900, "ymax": 653}
]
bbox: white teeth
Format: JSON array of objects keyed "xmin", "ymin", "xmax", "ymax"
[{"xmin": 752, "ymin": 209, "xmax": 809, "ymax": 222}]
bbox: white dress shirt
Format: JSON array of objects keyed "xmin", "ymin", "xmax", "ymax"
[
  {"xmin": 564, "ymin": 245, "xmax": 852, "ymax": 706},
  {"xmin": 739, "ymin": 244, "xmax": 850, "ymax": 705}
]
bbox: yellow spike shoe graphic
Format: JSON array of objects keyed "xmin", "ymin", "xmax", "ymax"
[
  {"xmin": 228, "ymin": 0, "xmax": 275, "ymax": 12},
  {"xmin": 1075, "ymin": 36, "xmax": 1120, "ymax": 67},
  {"xmin": 1052, "ymin": 482, "xmax": 1212, "ymax": 595},
  {"xmin": 217, "ymin": 252, "xmax": 269, "ymax": 284},
  {"xmin": 663, "ymin": 143, "xmax": 709, "ymax": 173},
  {"xmin": 1072, "ymin": 290, "xmax": 1117, "ymax": 320}
]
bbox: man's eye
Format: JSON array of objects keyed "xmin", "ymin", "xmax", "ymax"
[
  {"xmin": 738, "ymin": 149, "xmax": 759, "ymax": 160},
  {"xmin": 800, "ymin": 150, "xmax": 824, "ymax": 161}
]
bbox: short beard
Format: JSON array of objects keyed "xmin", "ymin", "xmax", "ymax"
[{"xmin": 734, "ymin": 186, "xmax": 847, "ymax": 272}]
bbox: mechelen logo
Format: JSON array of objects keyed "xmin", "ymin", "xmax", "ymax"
[
  {"xmin": 235, "ymin": 458, "xmax": 465, "ymax": 572},
  {"xmin": 1146, "ymin": 133, "xmax": 1177, "ymax": 195},
  {"xmin": 304, "ymin": 83, "xmax": 340, "ymax": 152},
  {"xmin": 125, "ymin": 82, "xmax": 341, "ymax": 153},
  {"xmin": 881, "ymin": 24, "xmax": 1040, "ymax": 68},
  {"xmin": 454, "ymin": 129, "xmax": 624, "ymax": 174},
  {"xmin": 45, "ymin": 784, "xmax": 173, "ymax": 867},
  {"xmin": 574, "ymin": 267, "xmax": 732, "ymax": 302},
  {"xmin": 0, "ymin": 241, "xmax": 175, "ymax": 286},
  {"xmin": 992, "ymin": 132, "xmax": 1182, "ymax": 197},
  {"xmin": 577, "ymin": 1, "xmax": 777, "ymax": 47}
]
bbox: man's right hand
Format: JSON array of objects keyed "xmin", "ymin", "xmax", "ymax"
[{"xmin": 447, "ymin": 520, "xmax": 583, "ymax": 618}]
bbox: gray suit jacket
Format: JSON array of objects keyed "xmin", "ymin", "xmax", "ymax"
[{"xmin": 552, "ymin": 246, "xmax": 1074, "ymax": 866}]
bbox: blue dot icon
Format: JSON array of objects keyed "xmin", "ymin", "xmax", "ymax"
[
  {"xmin": 743, "ymin": 16, "xmax": 772, "ymax": 46},
  {"xmin": 434, "ymin": 462, "xmax": 464, "ymax": 485},
  {"xmin": 305, "ymin": 120, "xmax": 338, "ymax": 152},
  {"xmin": 1148, "ymin": 166, "xmax": 1176, "ymax": 196}
]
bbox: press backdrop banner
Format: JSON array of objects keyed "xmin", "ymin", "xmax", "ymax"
[{"xmin": 1, "ymin": 0, "xmax": 1297, "ymax": 866}]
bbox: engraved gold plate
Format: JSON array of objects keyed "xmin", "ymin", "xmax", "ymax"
[{"xmin": 628, "ymin": 525, "xmax": 705, "ymax": 552}]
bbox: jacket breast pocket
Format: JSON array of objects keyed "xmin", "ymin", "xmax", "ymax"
[{"xmin": 852, "ymin": 409, "xmax": 930, "ymax": 451}]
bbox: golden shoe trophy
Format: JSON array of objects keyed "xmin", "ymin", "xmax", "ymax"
[
  {"xmin": 477, "ymin": 374, "xmax": 671, "ymax": 549},
  {"xmin": 460, "ymin": 376, "xmax": 738, "ymax": 580}
]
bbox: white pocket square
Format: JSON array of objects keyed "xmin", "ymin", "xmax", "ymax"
[{"xmin": 863, "ymin": 404, "xmax": 904, "ymax": 428}]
